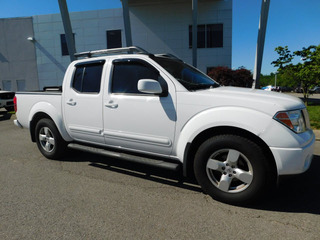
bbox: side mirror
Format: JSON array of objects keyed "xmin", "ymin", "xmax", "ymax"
[{"xmin": 138, "ymin": 79, "xmax": 163, "ymax": 95}]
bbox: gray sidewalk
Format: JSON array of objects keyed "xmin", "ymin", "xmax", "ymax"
[{"xmin": 315, "ymin": 129, "xmax": 320, "ymax": 141}]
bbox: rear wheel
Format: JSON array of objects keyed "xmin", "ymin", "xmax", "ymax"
[
  {"xmin": 194, "ymin": 135, "xmax": 272, "ymax": 205},
  {"xmin": 35, "ymin": 119, "xmax": 67, "ymax": 160}
]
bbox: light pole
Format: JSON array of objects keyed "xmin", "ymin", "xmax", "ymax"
[
  {"xmin": 252, "ymin": 0, "xmax": 271, "ymax": 89},
  {"xmin": 274, "ymin": 72, "xmax": 278, "ymax": 88}
]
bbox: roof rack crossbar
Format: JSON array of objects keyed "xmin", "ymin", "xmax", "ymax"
[
  {"xmin": 74, "ymin": 46, "xmax": 149, "ymax": 58},
  {"xmin": 155, "ymin": 53, "xmax": 181, "ymax": 61}
]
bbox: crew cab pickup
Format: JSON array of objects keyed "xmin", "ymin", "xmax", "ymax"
[{"xmin": 14, "ymin": 47, "xmax": 315, "ymax": 205}]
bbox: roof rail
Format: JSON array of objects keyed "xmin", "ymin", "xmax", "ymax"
[
  {"xmin": 155, "ymin": 53, "xmax": 181, "ymax": 61},
  {"xmin": 74, "ymin": 46, "xmax": 149, "ymax": 58}
]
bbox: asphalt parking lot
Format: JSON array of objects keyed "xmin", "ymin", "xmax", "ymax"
[{"xmin": 1, "ymin": 110, "xmax": 320, "ymax": 240}]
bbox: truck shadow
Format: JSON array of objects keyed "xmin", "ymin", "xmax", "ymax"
[
  {"xmin": 62, "ymin": 151, "xmax": 320, "ymax": 214},
  {"xmin": 0, "ymin": 110, "xmax": 12, "ymax": 121},
  {"xmin": 62, "ymin": 150, "xmax": 201, "ymax": 192},
  {"xmin": 253, "ymin": 154, "xmax": 320, "ymax": 214}
]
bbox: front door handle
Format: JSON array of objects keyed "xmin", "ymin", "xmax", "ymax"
[
  {"xmin": 67, "ymin": 99, "xmax": 77, "ymax": 106},
  {"xmin": 105, "ymin": 100, "xmax": 118, "ymax": 109}
]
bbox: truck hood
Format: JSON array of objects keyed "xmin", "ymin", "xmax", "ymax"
[{"xmin": 178, "ymin": 86, "xmax": 305, "ymax": 116}]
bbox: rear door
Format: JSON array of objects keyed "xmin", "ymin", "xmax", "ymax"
[{"xmin": 63, "ymin": 60, "xmax": 106, "ymax": 144}]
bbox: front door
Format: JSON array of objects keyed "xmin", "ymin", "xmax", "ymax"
[{"xmin": 103, "ymin": 58, "xmax": 177, "ymax": 156}]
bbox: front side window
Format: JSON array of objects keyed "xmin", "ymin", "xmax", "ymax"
[
  {"xmin": 112, "ymin": 60, "xmax": 159, "ymax": 94},
  {"xmin": 72, "ymin": 61, "xmax": 104, "ymax": 93}
]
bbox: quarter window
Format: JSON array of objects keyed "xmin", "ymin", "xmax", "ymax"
[{"xmin": 72, "ymin": 61, "xmax": 104, "ymax": 93}]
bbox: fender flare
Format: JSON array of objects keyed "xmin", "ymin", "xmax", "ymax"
[
  {"xmin": 29, "ymin": 102, "xmax": 72, "ymax": 142},
  {"xmin": 175, "ymin": 106, "xmax": 273, "ymax": 163}
]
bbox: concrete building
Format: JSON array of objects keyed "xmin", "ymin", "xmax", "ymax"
[
  {"xmin": 0, "ymin": 0, "xmax": 232, "ymax": 90},
  {"xmin": 0, "ymin": 18, "xmax": 39, "ymax": 91}
]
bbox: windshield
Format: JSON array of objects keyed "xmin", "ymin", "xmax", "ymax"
[{"xmin": 152, "ymin": 56, "xmax": 219, "ymax": 91}]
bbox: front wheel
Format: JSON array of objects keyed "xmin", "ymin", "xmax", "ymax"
[
  {"xmin": 35, "ymin": 119, "xmax": 67, "ymax": 160},
  {"xmin": 194, "ymin": 135, "xmax": 272, "ymax": 205}
]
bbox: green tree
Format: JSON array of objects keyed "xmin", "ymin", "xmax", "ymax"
[
  {"xmin": 271, "ymin": 44, "xmax": 320, "ymax": 104},
  {"xmin": 259, "ymin": 73, "xmax": 273, "ymax": 87}
]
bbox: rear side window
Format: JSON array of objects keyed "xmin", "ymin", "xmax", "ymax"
[
  {"xmin": 72, "ymin": 61, "xmax": 104, "ymax": 93},
  {"xmin": 112, "ymin": 60, "xmax": 159, "ymax": 94}
]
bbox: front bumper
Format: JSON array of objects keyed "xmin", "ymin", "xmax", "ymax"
[
  {"xmin": 270, "ymin": 132, "xmax": 315, "ymax": 175},
  {"xmin": 0, "ymin": 100, "xmax": 14, "ymax": 108}
]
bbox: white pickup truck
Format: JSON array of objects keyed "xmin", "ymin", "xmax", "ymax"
[{"xmin": 14, "ymin": 47, "xmax": 315, "ymax": 205}]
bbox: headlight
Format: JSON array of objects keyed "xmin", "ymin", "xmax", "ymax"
[{"xmin": 274, "ymin": 109, "xmax": 307, "ymax": 133}]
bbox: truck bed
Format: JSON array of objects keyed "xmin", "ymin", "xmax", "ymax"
[{"xmin": 15, "ymin": 91, "xmax": 62, "ymax": 129}]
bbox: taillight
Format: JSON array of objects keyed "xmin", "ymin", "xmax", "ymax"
[{"xmin": 14, "ymin": 96, "xmax": 17, "ymax": 112}]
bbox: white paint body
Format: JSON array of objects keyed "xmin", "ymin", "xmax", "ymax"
[{"xmin": 14, "ymin": 54, "xmax": 315, "ymax": 177}]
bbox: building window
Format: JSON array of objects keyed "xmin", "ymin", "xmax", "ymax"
[
  {"xmin": 16, "ymin": 80, "xmax": 26, "ymax": 91},
  {"xmin": 2, "ymin": 80, "xmax": 11, "ymax": 91},
  {"xmin": 189, "ymin": 24, "xmax": 223, "ymax": 48},
  {"xmin": 106, "ymin": 30, "xmax": 122, "ymax": 49},
  {"xmin": 60, "ymin": 34, "xmax": 75, "ymax": 56}
]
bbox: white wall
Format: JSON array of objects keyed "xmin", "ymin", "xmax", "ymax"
[
  {"xmin": 33, "ymin": 8, "xmax": 124, "ymax": 89},
  {"xmin": 129, "ymin": 0, "xmax": 232, "ymax": 72},
  {"xmin": 0, "ymin": 17, "xmax": 39, "ymax": 91},
  {"xmin": 33, "ymin": 0, "xmax": 232, "ymax": 88}
]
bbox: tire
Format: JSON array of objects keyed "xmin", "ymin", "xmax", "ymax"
[
  {"xmin": 194, "ymin": 135, "xmax": 272, "ymax": 205},
  {"xmin": 35, "ymin": 118, "xmax": 67, "ymax": 160}
]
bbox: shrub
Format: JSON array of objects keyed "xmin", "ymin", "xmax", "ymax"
[{"xmin": 208, "ymin": 66, "xmax": 253, "ymax": 88}]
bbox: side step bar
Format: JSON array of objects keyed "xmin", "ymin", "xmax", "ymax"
[{"xmin": 68, "ymin": 143, "xmax": 181, "ymax": 171}]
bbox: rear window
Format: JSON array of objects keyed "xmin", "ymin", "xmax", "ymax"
[{"xmin": 72, "ymin": 61, "xmax": 105, "ymax": 93}]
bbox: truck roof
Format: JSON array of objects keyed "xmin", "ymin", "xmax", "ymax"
[{"xmin": 74, "ymin": 46, "xmax": 181, "ymax": 62}]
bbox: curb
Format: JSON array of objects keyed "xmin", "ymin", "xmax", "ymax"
[{"xmin": 314, "ymin": 130, "xmax": 320, "ymax": 141}]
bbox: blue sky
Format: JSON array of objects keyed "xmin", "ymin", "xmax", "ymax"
[{"xmin": 1, "ymin": 0, "xmax": 319, "ymax": 75}]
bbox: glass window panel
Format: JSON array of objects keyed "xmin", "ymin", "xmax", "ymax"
[
  {"xmin": 107, "ymin": 30, "xmax": 122, "ymax": 49},
  {"xmin": 112, "ymin": 62, "xmax": 158, "ymax": 94},
  {"xmin": 207, "ymin": 24, "xmax": 223, "ymax": 48}
]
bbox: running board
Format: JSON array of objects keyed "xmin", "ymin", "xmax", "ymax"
[{"xmin": 68, "ymin": 143, "xmax": 181, "ymax": 171}]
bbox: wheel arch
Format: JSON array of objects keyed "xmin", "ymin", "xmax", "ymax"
[
  {"xmin": 30, "ymin": 112, "xmax": 51, "ymax": 142},
  {"xmin": 183, "ymin": 126, "xmax": 277, "ymax": 184},
  {"xmin": 29, "ymin": 111, "xmax": 72, "ymax": 143}
]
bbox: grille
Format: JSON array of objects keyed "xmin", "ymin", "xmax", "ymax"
[{"xmin": 0, "ymin": 92, "xmax": 15, "ymax": 99}]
